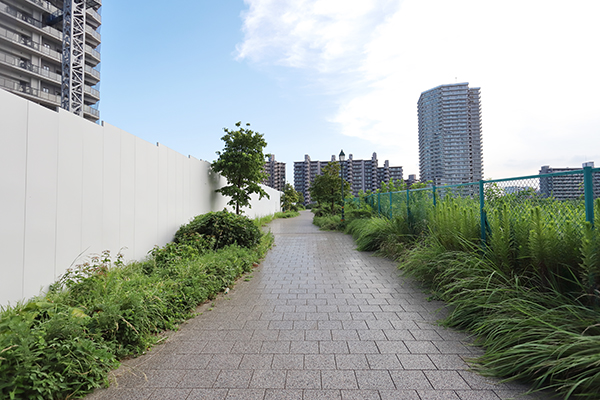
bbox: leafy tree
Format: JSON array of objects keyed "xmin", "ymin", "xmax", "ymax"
[
  {"xmin": 212, "ymin": 122, "xmax": 269, "ymax": 214},
  {"xmin": 309, "ymin": 161, "xmax": 351, "ymax": 215},
  {"xmin": 297, "ymin": 191, "xmax": 305, "ymax": 207},
  {"xmin": 281, "ymin": 183, "xmax": 300, "ymax": 212}
]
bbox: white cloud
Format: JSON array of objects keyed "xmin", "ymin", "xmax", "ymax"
[{"xmin": 238, "ymin": 0, "xmax": 600, "ymax": 178}]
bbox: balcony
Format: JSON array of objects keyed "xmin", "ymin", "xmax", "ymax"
[
  {"xmin": 84, "ymin": 64, "xmax": 101, "ymax": 83},
  {"xmin": 0, "ymin": 76, "xmax": 60, "ymax": 107},
  {"xmin": 0, "ymin": 52, "xmax": 61, "ymax": 84},
  {"xmin": 83, "ymin": 104, "xmax": 99, "ymax": 120},
  {"xmin": 0, "ymin": 26, "xmax": 61, "ymax": 62},
  {"xmin": 86, "ymin": 8, "xmax": 102, "ymax": 27},
  {"xmin": 23, "ymin": 0, "xmax": 58, "ymax": 14},
  {"xmin": 84, "ymin": 84, "xmax": 100, "ymax": 102},
  {"xmin": 85, "ymin": 25, "xmax": 101, "ymax": 46},
  {"xmin": 1, "ymin": 5, "xmax": 63, "ymax": 41},
  {"xmin": 85, "ymin": 44, "xmax": 101, "ymax": 65}
]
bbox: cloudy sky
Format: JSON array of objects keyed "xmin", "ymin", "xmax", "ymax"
[{"xmin": 100, "ymin": 0, "xmax": 600, "ymax": 183}]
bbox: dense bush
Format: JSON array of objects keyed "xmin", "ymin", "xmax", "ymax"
[{"xmin": 174, "ymin": 210, "xmax": 261, "ymax": 250}]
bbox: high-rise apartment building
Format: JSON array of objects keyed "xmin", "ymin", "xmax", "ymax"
[
  {"xmin": 263, "ymin": 154, "xmax": 286, "ymax": 192},
  {"xmin": 418, "ymin": 82, "xmax": 483, "ymax": 185},
  {"xmin": 539, "ymin": 162, "xmax": 599, "ymax": 200},
  {"xmin": 294, "ymin": 153, "xmax": 403, "ymax": 205},
  {"xmin": 0, "ymin": 0, "xmax": 102, "ymax": 122}
]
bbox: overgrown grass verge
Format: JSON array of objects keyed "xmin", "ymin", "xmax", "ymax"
[
  {"xmin": 254, "ymin": 210, "xmax": 300, "ymax": 227},
  {"xmin": 401, "ymin": 240, "xmax": 600, "ymax": 398},
  {"xmin": 0, "ymin": 212, "xmax": 278, "ymax": 400}
]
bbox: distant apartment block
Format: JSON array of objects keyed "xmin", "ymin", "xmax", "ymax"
[
  {"xmin": 0, "ymin": 0, "xmax": 102, "ymax": 122},
  {"xmin": 294, "ymin": 153, "xmax": 403, "ymax": 204},
  {"xmin": 418, "ymin": 82, "xmax": 483, "ymax": 185},
  {"xmin": 263, "ymin": 154, "xmax": 285, "ymax": 191},
  {"xmin": 539, "ymin": 162, "xmax": 599, "ymax": 200}
]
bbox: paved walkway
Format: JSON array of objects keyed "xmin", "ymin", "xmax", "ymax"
[{"xmin": 87, "ymin": 211, "xmax": 545, "ymax": 400}]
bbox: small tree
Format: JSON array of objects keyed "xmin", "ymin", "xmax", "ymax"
[
  {"xmin": 281, "ymin": 183, "xmax": 300, "ymax": 212},
  {"xmin": 309, "ymin": 161, "xmax": 351, "ymax": 215},
  {"xmin": 212, "ymin": 122, "xmax": 269, "ymax": 214}
]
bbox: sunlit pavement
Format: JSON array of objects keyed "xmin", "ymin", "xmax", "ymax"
[{"xmin": 87, "ymin": 210, "xmax": 552, "ymax": 400}]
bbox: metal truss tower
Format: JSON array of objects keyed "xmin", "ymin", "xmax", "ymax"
[{"xmin": 61, "ymin": 0, "xmax": 88, "ymax": 116}]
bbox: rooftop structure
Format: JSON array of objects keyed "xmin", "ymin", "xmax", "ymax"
[{"xmin": 0, "ymin": 0, "xmax": 102, "ymax": 122}]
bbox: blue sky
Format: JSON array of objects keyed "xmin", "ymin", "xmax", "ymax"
[{"xmin": 99, "ymin": 0, "xmax": 600, "ymax": 184}]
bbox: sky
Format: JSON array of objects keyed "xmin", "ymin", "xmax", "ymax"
[{"xmin": 99, "ymin": 0, "xmax": 600, "ymax": 185}]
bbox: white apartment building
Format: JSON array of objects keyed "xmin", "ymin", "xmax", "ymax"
[
  {"xmin": 418, "ymin": 82, "xmax": 483, "ymax": 185},
  {"xmin": 294, "ymin": 153, "xmax": 403, "ymax": 205},
  {"xmin": 0, "ymin": 0, "xmax": 101, "ymax": 122}
]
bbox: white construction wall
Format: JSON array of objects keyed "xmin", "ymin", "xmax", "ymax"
[{"xmin": 0, "ymin": 89, "xmax": 280, "ymax": 306}]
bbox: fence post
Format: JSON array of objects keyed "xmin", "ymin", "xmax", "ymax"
[
  {"xmin": 377, "ymin": 192, "xmax": 381, "ymax": 216},
  {"xmin": 479, "ymin": 180, "xmax": 487, "ymax": 246},
  {"xmin": 432, "ymin": 185, "xmax": 437, "ymax": 207},
  {"xmin": 406, "ymin": 188, "xmax": 410, "ymax": 222},
  {"xmin": 584, "ymin": 166, "xmax": 595, "ymax": 228},
  {"xmin": 389, "ymin": 192, "xmax": 393, "ymax": 219}
]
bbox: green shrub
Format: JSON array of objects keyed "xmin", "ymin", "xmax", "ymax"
[
  {"xmin": 313, "ymin": 215, "xmax": 343, "ymax": 231},
  {"xmin": 174, "ymin": 210, "xmax": 261, "ymax": 250}
]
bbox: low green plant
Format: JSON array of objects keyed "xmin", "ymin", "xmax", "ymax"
[
  {"xmin": 175, "ymin": 210, "xmax": 261, "ymax": 250},
  {"xmin": 313, "ymin": 214, "xmax": 343, "ymax": 231}
]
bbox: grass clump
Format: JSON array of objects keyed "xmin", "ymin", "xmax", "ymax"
[{"xmin": 0, "ymin": 210, "xmax": 277, "ymax": 400}]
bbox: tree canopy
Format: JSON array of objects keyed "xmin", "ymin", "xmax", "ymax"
[
  {"xmin": 309, "ymin": 161, "xmax": 351, "ymax": 215},
  {"xmin": 212, "ymin": 122, "xmax": 269, "ymax": 214},
  {"xmin": 281, "ymin": 183, "xmax": 300, "ymax": 212}
]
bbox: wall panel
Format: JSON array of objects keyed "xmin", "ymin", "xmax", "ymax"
[
  {"xmin": 54, "ymin": 109, "xmax": 84, "ymax": 280},
  {"xmin": 0, "ymin": 89, "xmax": 281, "ymax": 306},
  {"xmin": 0, "ymin": 92, "xmax": 28, "ymax": 304},
  {"xmin": 22, "ymin": 103, "xmax": 58, "ymax": 298},
  {"xmin": 101, "ymin": 123, "xmax": 122, "ymax": 256}
]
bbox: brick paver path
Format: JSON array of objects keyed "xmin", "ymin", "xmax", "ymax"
[{"xmin": 87, "ymin": 211, "xmax": 546, "ymax": 400}]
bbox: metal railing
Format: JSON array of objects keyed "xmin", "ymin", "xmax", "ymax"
[
  {"xmin": 2, "ymin": 5, "xmax": 62, "ymax": 40},
  {"xmin": 0, "ymin": 26, "xmax": 61, "ymax": 61},
  {"xmin": 0, "ymin": 52, "xmax": 61, "ymax": 83},
  {"xmin": 358, "ymin": 167, "xmax": 600, "ymax": 244},
  {"xmin": 0, "ymin": 77, "xmax": 60, "ymax": 105}
]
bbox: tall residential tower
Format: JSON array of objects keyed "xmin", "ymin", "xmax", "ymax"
[
  {"xmin": 0, "ymin": 0, "xmax": 102, "ymax": 122},
  {"xmin": 418, "ymin": 82, "xmax": 483, "ymax": 185}
]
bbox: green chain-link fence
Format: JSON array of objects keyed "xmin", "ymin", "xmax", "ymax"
[{"xmin": 358, "ymin": 166, "xmax": 600, "ymax": 246}]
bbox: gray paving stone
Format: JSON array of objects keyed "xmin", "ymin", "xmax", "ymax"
[
  {"xmin": 355, "ymin": 370, "xmax": 395, "ymax": 390},
  {"xmin": 304, "ymin": 389, "xmax": 343, "ymax": 400},
  {"xmin": 417, "ymin": 390, "xmax": 461, "ymax": 399},
  {"xmin": 424, "ymin": 370, "xmax": 471, "ymax": 390},
  {"xmin": 286, "ymin": 370, "xmax": 322, "ymax": 389},
  {"xmin": 249, "ymin": 369, "xmax": 287, "ymax": 389},
  {"xmin": 264, "ymin": 389, "xmax": 304, "ymax": 399},
  {"xmin": 366, "ymin": 354, "xmax": 403, "ymax": 370},
  {"xmin": 225, "ymin": 388, "xmax": 266, "ymax": 399},
  {"xmin": 379, "ymin": 389, "xmax": 421, "ymax": 399},
  {"xmin": 389, "ymin": 370, "xmax": 433, "ymax": 390},
  {"xmin": 340, "ymin": 389, "xmax": 382, "ymax": 400}
]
